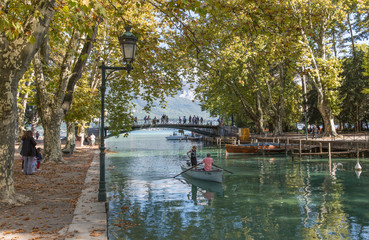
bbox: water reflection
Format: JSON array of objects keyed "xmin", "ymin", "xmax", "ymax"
[{"xmin": 106, "ymin": 131, "xmax": 369, "ymax": 240}]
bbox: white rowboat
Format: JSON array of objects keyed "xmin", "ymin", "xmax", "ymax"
[{"xmin": 181, "ymin": 165, "xmax": 223, "ymax": 183}]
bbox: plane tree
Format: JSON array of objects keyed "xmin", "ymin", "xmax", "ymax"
[{"xmin": 0, "ymin": 0, "xmax": 56, "ymax": 203}]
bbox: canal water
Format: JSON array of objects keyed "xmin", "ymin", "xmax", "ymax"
[{"xmin": 106, "ymin": 130, "xmax": 369, "ymax": 240}]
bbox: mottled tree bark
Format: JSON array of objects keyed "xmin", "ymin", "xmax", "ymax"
[
  {"xmin": 65, "ymin": 122, "xmax": 76, "ymax": 151},
  {"xmin": 0, "ymin": 0, "xmax": 56, "ymax": 203},
  {"xmin": 33, "ymin": 51, "xmax": 64, "ymax": 163},
  {"xmin": 16, "ymin": 81, "xmax": 31, "ymax": 142}
]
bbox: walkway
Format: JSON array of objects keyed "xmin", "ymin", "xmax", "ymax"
[{"xmin": 64, "ymin": 152, "xmax": 107, "ymax": 240}]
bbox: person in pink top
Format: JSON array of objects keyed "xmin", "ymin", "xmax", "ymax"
[{"xmin": 201, "ymin": 153, "xmax": 213, "ymax": 171}]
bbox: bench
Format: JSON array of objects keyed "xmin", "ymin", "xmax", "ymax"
[{"xmin": 62, "ymin": 144, "xmax": 75, "ymax": 156}]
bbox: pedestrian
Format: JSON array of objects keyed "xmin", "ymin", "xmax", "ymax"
[
  {"xmin": 187, "ymin": 146, "xmax": 197, "ymax": 169},
  {"xmin": 312, "ymin": 124, "xmax": 318, "ymax": 139},
  {"xmin": 36, "ymin": 148, "xmax": 42, "ymax": 171},
  {"xmin": 20, "ymin": 130, "xmax": 37, "ymax": 175},
  {"xmin": 179, "ymin": 116, "xmax": 182, "ymax": 124},
  {"xmin": 84, "ymin": 135, "xmax": 89, "ymax": 145},
  {"xmin": 35, "ymin": 131, "xmax": 40, "ymax": 140},
  {"xmin": 90, "ymin": 133, "xmax": 96, "ymax": 146},
  {"xmin": 201, "ymin": 153, "xmax": 214, "ymax": 171}
]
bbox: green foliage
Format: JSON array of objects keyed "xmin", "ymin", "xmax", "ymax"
[{"xmin": 64, "ymin": 77, "xmax": 100, "ymax": 123}]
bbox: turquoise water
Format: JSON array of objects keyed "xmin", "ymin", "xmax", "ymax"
[{"xmin": 106, "ymin": 130, "xmax": 369, "ymax": 240}]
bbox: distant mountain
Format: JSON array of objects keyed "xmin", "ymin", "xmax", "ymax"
[{"xmin": 132, "ymin": 93, "xmax": 211, "ymax": 120}]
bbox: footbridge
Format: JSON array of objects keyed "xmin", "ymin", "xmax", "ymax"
[{"xmin": 103, "ymin": 122, "xmax": 239, "ymax": 139}]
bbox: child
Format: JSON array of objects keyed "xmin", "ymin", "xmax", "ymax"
[{"xmin": 36, "ymin": 148, "xmax": 42, "ymax": 171}]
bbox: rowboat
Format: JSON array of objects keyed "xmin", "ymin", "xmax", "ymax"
[
  {"xmin": 225, "ymin": 142, "xmax": 280, "ymax": 154},
  {"xmin": 181, "ymin": 164, "xmax": 223, "ymax": 183},
  {"xmin": 184, "ymin": 177, "xmax": 223, "ymax": 194}
]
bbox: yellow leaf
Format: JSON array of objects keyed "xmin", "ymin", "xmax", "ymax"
[{"xmin": 82, "ymin": 0, "xmax": 89, "ymax": 6}]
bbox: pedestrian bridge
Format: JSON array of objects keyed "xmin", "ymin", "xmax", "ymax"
[{"xmin": 103, "ymin": 122, "xmax": 239, "ymax": 139}]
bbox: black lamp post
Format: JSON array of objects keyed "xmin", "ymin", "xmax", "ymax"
[{"xmin": 98, "ymin": 26, "xmax": 138, "ymax": 202}]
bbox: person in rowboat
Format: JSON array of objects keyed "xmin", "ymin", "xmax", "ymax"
[
  {"xmin": 187, "ymin": 146, "xmax": 197, "ymax": 169},
  {"xmin": 201, "ymin": 153, "xmax": 213, "ymax": 171}
]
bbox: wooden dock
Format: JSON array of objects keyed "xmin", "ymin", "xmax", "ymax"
[{"xmin": 250, "ymin": 135, "xmax": 369, "ymax": 159}]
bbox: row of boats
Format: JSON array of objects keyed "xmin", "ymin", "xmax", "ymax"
[{"xmin": 166, "ymin": 131, "xmax": 203, "ymax": 140}]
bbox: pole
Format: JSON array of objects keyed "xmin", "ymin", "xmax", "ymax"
[
  {"xmin": 302, "ymin": 71, "xmax": 308, "ymax": 140},
  {"xmin": 212, "ymin": 164, "xmax": 233, "ymax": 174},
  {"xmin": 98, "ymin": 62, "xmax": 107, "ymax": 202},
  {"xmin": 328, "ymin": 143, "xmax": 332, "ymax": 173}
]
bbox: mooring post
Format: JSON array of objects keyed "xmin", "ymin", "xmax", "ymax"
[
  {"xmin": 299, "ymin": 140, "xmax": 302, "ymax": 159},
  {"xmin": 328, "ymin": 143, "xmax": 332, "ymax": 173},
  {"xmin": 319, "ymin": 142, "xmax": 322, "ymax": 153}
]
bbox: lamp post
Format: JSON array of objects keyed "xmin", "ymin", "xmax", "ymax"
[{"xmin": 98, "ymin": 26, "xmax": 138, "ymax": 202}]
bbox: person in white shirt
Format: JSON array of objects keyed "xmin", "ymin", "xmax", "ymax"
[{"xmin": 90, "ymin": 133, "xmax": 96, "ymax": 146}]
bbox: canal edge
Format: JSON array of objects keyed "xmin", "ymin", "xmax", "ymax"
[{"xmin": 64, "ymin": 151, "xmax": 108, "ymax": 240}]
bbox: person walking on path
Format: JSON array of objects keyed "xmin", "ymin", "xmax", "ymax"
[
  {"xmin": 312, "ymin": 124, "xmax": 318, "ymax": 139},
  {"xmin": 90, "ymin": 133, "xmax": 96, "ymax": 146},
  {"xmin": 20, "ymin": 130, "xmax": 37, "ymax": 175},
  {"xmin": 187, "ymin": 146, "xmax": 197, "ymax": 169},
  {"xmin": 201, "ymin": 153, "xmax": 214, "ymax": 171}
]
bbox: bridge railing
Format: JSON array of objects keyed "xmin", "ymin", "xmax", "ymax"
[{"xmin": 133, "ymin": 118, "xmax": 220, "ymax": 126}]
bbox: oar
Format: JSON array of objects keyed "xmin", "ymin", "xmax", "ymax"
[
  {"xmin": 173, "ymin": 163, "xmax": 201, "ymax": 178},
  {"xmin": 212, "ymin": 164, "xmax": 233, "ymax": 174}
]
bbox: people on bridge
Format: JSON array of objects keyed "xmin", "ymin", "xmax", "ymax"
[
  {"xmin": 183, "ymin": 116, "xmax": 186, "ymax": 124},
  {"xmin": 189, "ymin": 115, "xmax": 192, "ymax": 124},
  {"xmin": 187, "ymin": 146, "xmax": 197, "ymax": 169},
  {"xmin": 201, "ymin": 153, "xmax": 213, "ymax": 171},
  {"xmin": 179, "ymin": 116, "xmax": 182, "ymax": 124}
]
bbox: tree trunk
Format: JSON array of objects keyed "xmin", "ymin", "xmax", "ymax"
[
  {"xmin": 42, "ymin": 116, "xmax": 63, "ymax": 163},
  {"xmin": 16, "ymin": 93, "xmax": 29, "ymax": 142},
  {"xmin": 77, "ymin": 123, "xmax": 87, "ymax": 147},
  {"xmin": 0, "ymin": 0, "xmax": 56, "ymax": 203},
  {"xmin": 255, "ymin": 94, "xmax": 265, "ymax": 134},
  {"xmin": 33, "ymin": 51, "xmax": 65, "ymax": 163},
  {"xmin": 0, "ymin": 79, "xmax": 17, "ymax": 203},
  {"xmin": 65, "ymin": 121, "xmax": 76, "ymax": 150},
  {"xmin": 31, "ymin": 110, "xmax": 39, "ymax": 136},
  {"xmin": 316, "ymin": 92, "xmax": 337, "ymax": 136},
  {"xmin": 272, "ymin": 115, "xmax": 284, "ymax": 136}
]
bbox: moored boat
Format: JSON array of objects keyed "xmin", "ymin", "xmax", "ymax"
[
  {"xmin": 225, "ymin": 143, "xmax": 259, "ymax": 154},
  {"xmin": 225, "ymin": 142, "xmax": 280, "ymax": 154},
  {"xmin": 181, "ymin": 165, "xmax": 223, "ymax": 183},
  {"xmin": 166, "ymin": 131, "xmax": 187, "ymax": 140}
]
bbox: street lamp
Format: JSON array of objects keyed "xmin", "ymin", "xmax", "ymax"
[{"xmin": 98, "ymin": 26, "xmax": 138, "ymax": 202}]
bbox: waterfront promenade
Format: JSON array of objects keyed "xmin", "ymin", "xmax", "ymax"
[{"xmin": 0, "ymin": 144, "xmax": 107, "ymax": 240}]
